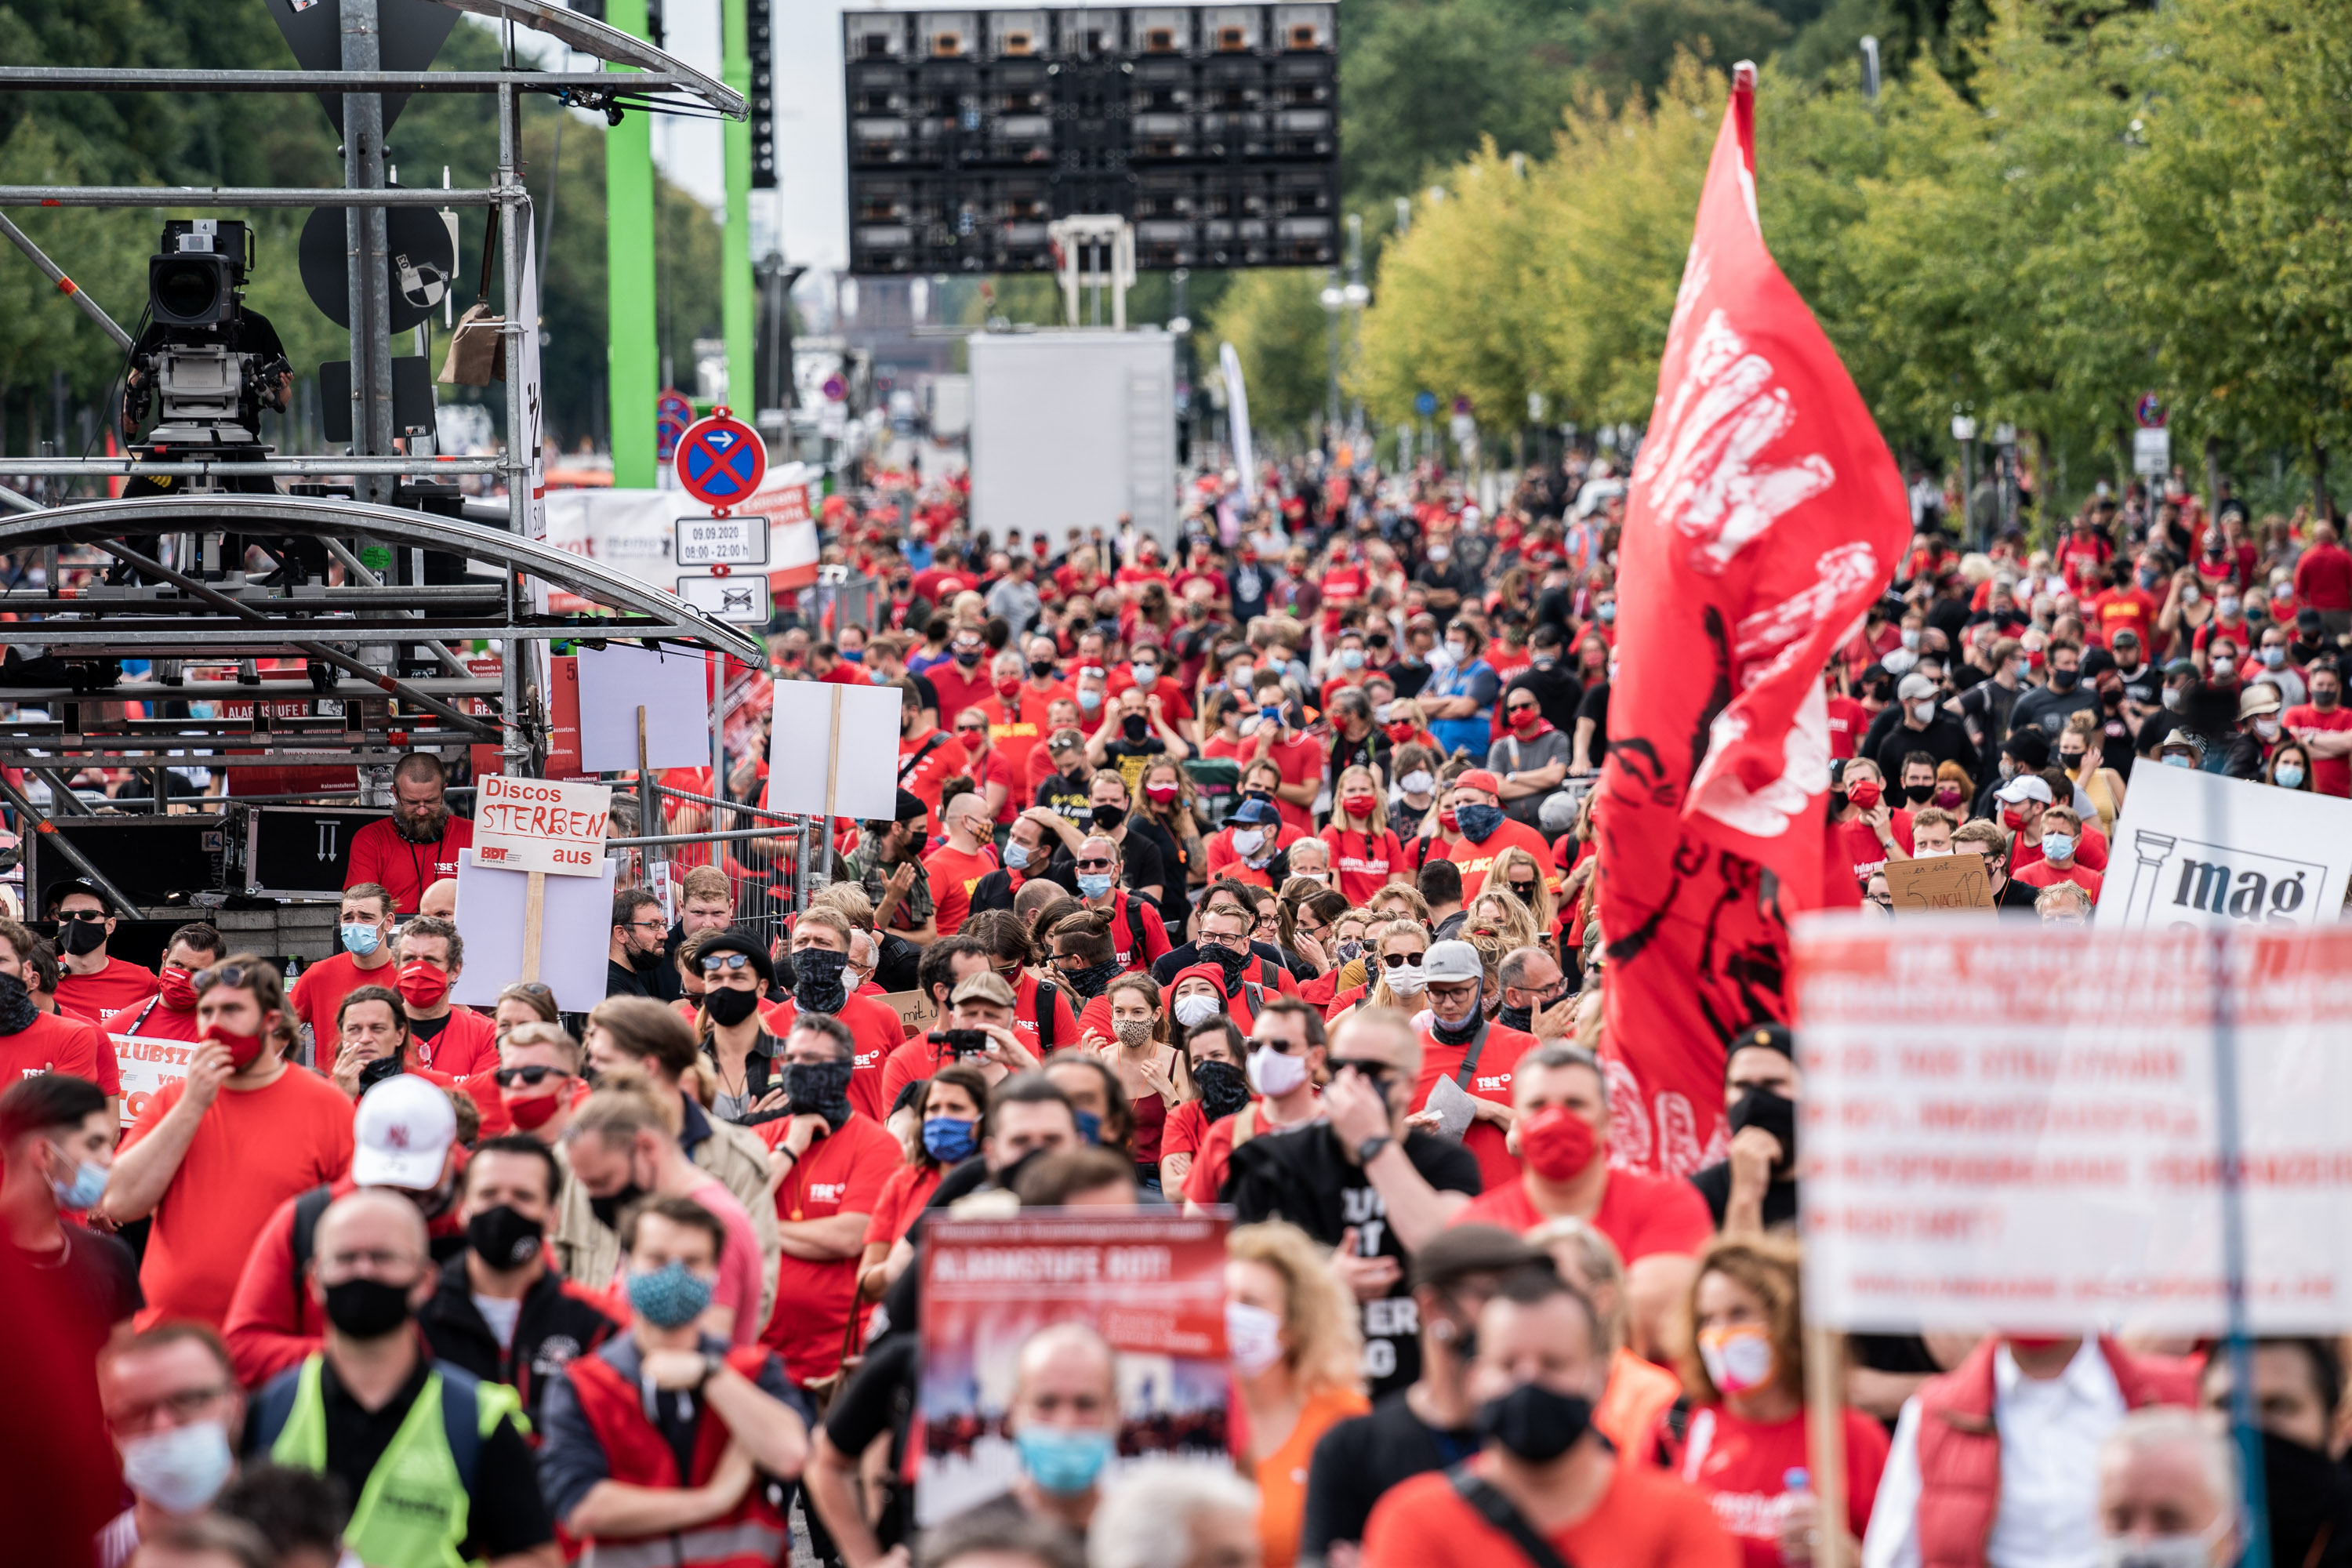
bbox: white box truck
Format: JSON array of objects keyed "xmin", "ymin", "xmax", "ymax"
[{"xmin": 966, "ymin": 329, "xmax": 1177, "ymax": 546}]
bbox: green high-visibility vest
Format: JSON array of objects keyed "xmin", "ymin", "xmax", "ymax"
[{"xmin": 264, "ymin": 1355, "xmax": 523, "ymax": 1568}]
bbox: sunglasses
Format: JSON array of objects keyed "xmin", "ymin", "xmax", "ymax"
[
  {"xmin": 1075, "ymin": 858, "xmax": 1116, "ymax": 872},
  {"xmin": 1329, "ymin": 1057, "xmax": 1392, "ymax": 1083},
  {"xmin": 493, "ymin": 1065, "xmax": 570, "ymax": 1088},
  {"xmin": 192, "ymin": 961, "xmax": 259, "ymax": 992},
  {"xmin": 956, "ymin": 724, "xmax": 988, "ymax": 734},
  {"xmin": 1379, "ymin": 950, "xmax": 1425, "ymax": 968},
  {"xmin": 56, "ymin": 908, "xmax": 107, "ymax": 924},
  {"xmin": 701, "ymin": 952, "xmax": 754, "ymax": 973}
]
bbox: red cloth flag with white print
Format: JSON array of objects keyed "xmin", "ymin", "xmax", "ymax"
[{"xmin": 1593, "ymin": 62, "xmax": 1908, "ymax": 1176}]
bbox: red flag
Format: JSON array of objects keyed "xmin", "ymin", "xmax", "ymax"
[{"xmin": 1594, "ymin": 63, "xmax": 1908, "ymax": 1175}]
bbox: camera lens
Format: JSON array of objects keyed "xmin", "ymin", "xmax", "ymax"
[{"xmin": 154, "ymin": 259, "xmax": 220, "ymax": 323}]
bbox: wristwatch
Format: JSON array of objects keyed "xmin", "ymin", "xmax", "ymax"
[
  {"xmin": 699, "ymin": 1352, "xmax": 726, "ymax": 1388},
  {"xmin": 1356, "ymin": 1133, "xmax": 1394, "ymax": 1165}
]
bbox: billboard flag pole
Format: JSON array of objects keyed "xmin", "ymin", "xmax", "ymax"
[{"xmin": 2212, "ymin": 926, "xmax": 2272, "ymax": 1568}]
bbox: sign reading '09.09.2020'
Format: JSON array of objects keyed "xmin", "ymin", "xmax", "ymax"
[{"xmin": 471, "ymin": 774, "xmax": 615, "ymax": 876}]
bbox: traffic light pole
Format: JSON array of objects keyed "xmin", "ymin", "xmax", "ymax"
[{"xmin": 605, "ymin": 0, "xmax": 660, "ymax": 488}]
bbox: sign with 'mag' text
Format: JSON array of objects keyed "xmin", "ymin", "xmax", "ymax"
[
  {"xmin": 2095, "ymin": 764, "xmax": 2352, "ymax": 932},
  {"xmin": 472, "ymin": 774, "xmax": 615, "ymax": 876}
]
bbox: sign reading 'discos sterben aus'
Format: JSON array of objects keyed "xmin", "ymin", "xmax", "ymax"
[{"xmin": 472, "ymin": 775, "xmax": 615, "ymax": 876}]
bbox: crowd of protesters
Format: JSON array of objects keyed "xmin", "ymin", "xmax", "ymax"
[{"xmin": 4, "ymin": 451, "xmax": 2349, "ymax": 1568}]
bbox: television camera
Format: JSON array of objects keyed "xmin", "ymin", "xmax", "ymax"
[{"xmin": 125, "ymin": 219, "xmax": 292, "ymax": 452}]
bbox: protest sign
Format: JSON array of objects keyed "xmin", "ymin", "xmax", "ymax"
[
  {"xmin": 2096, "ymin": 764, "xmax": 2352, "ymax": 931},
  {"xmin": 574, "ymin": 641, "xmax": 713, "ymax": 775},
  {"xmin": 113, "ymin": 1034, "xmax": 199, "ymax": 1128},
  {"xmin": 918, "ymin": 1212, "xmax": 1230, "ymax": 1526},
  {"xmin": 449, "ymin": 849, "xmax": 616, "ymax": 1011},
  {"xmin": 878, "ymin": 989, "xmax": 937, "ymax": 1036},
  {"xmin": 1884, "ymin": 852, "xmax": 1994, "ymax": 912},
  {"xmin": 473, "ymin": 774, "xmax": 613, "ymax": 877},
  {"xmin": 1793, "ymin": 916, "xmax": 2352, "ymax": 1335},
  {"xmin": 765, "ymin": 679, "xmax": 902, "ymax": 822}
]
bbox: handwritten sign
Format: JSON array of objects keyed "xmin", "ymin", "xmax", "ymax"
[
  {"xmin": 473, "ymin": 774, "xmax": 615, "ymax": 877},
  {"xmin": 112, "ymin": 1034, "xmax": 201, "ymax": 1127},
  {"xmin": 878, "ymin": 989, "xmax": 937, "ymax": 1037},
  {"xmin": 1884, "ymin": 851, "xmax": 1994, "ymax": 912}
]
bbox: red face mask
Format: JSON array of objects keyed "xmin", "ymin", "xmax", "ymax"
[
  {"xmin": 1438, "ymin": 807, "xmax": 1460, "ymax": 833},
  {"xmin": 1385, "ymin": 721, "xmax": 1417, "ymax": 744},
  {"xmin": 204, "ymin": 1020, "xmax": 270, "ymax": 1072},
  {"xmin": 959, "ymin": 730, "xmax": 988, "ymax": 755},
  {"xmin": 995, "ymin": 679, "xmax": 1022, "ymax": 701},
  {"xmin": 1519, "ymin": 1105, "xmax": 1599, "ymax": 1182},
  {"xmin": 396, "ymin": 961, "xmax": 449, "ymax": 1009},
  {"xmin": 1144, "ymin": 782, "xmax": 1180, "ymax": 804},
  {"xmin": 158, "ymin": 967, "xmax": 198, "ymax": 1012},
  {"xmin": 1846, "ymin": 781, "xmax": 1882, "ymax": 810},
  {"xmin": 1508, "ymin": 708, "xmax": 1542, "ymax": 732},
  {"xmin": 1341, "ymin": 793, "xmax": 1377, "ymax": 818},
  {"xmin": 2001, "ymin": 806, "xmax": 2028, "ymax": 831},
  {"xmin": 505, "ymin": 1089, "xmax": 564, "ymax": 1131}
]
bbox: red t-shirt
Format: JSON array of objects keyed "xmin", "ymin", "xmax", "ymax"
[
  {"xmin": 0, "ymin": 1010, "xmax": 111, "ymax": 1094},
  {"xmin": 1443, "ymin": 816, "xmax": 1554, "ymax": 903},
  {"xmin": 1831, "ymin": 811, "xmax": 1914, "ymax": 889},
  {"xmin": 1413, "ymin": 1023, "xmax": 1538, "ymax": 1190},
  {"xmin": 1824, "ymin": 696, "xmax": 1870, "ymax": 761},
  {"xmin": 2284, "ymin": 705, "xmax": 2352, "ymax": 797},
  {"xmin": 1677, "ymin": 1406, "xmax": 1889, "ymax": 1568},
  {"xmin": 2089, "ymin": 587, "xmax": 2159, "ymax": 649},
  {"xmin": 896, "ymin": 731, "xmax": 967, "ymax": 837},
  {"xmin": 1363, "ymin": 1452, "xmax": 1739, "ymax": 1568},
  {"xmin": 1090, "ymin": 891, "xmax": 1172, "ymax": 972},
  {"xmin": 924, "ymin": 841, "xmax": 1001, "ymax": 937},
  {"xmin": 1453, "ymin": 1166, "xmax": 1715, "ymax": 1265},
  {"xmin": 1321, "ymin": 825, "xmax": 1405, "ymax": 906},
  {"xmin": 2296, "ymin": 541, "xmax": 2352, "ymax": 612},
  {"xmin": 1009, "ymin": 971, "xmax": 1080, "ymax": 1056},
  {"xmin": 56, "ymin": 956, "xmax": 158, "ymax": 1026},
  {"xmin": 103, "ymin": 995, "xmax": 201, "ymax": 1047},
  {"xmin": 977, "ymin": 689, "xmax": 1065, "ymax": 793},
  {"xmin": 878, "ymin": 1034, "xmax": 967, "ymax": 1124},
  {"xmin": 407, "ymin": 1007, "xmax": 500, "ymax": 1079},
  {"xmin": 2012, "ymin": 858, "xmax": 2103, "ymax": 898},
  {"xmin": 757, "ymin": 1112, "xmax": 902, "ymax": 1381},
  {"xmin": 862, "ymin": 1160, "xmax": 942, "ymax": 1250},
  {"xmin": 927, "ymin": 659, "xmax": 996, "ymax": 733},
  {"xmin": 760, "ymin": 993, "xmax": 911, "ymax": 1123},
  {"xmin": 1160, "ymin": 1099, "xmax": 1210, "ymax": 1163},
  {"xmin": 288, "ymin": 952, "xmax": 401, "ymax": 1045},
  {"xmin": 345, "ymin": 815, "xmax": 475, "ymax": 914},
  {"xmin": 123, "ymin": 1068, "xmax": 356, "ymax": 1328},
  {"xmin": 1261, "ymin": 735, "xmax": 1329, "ymax": 837}
]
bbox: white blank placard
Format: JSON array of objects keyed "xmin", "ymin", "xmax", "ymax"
[
  {"xmin": 449, "ymin": 850, "xmax": 617, "ymax": 1014},
  {"xmin": 764, "ymin": 679, "xmax": 902, "ymax": 821},
  {"xmin": 575, "ymin": 642, "xmax": 711, "ymax": 773}
]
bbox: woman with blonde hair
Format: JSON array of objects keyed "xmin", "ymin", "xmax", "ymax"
[
  {"xmin": 1463, "ymin": 886, "xmax": 1539, "ymax": 957},
  {"xmin": 2060, "ymin": 709, "xmax": 2128, "ymax": 833},
  {"xmin": 1365, "ymin": 883, "xmax": 1430, "ymax": 929},
  {"xmin": 1131, "ymin": 753, "xmax": 1206, "ymax": 915},
  {"xmin": 1481, "ymin": 845, "xmax": 1557, "ymax": 935},
  {"xmin": 1320, "ymin": 762, "xmax": 1409, "ymax": 906},
  {"xmin": 1671, "ymin": 1233, "xmax": 1889, "ymax": 1566},
  {"xmin": 1227, "ymin": 1220, "xmax": 1368, "ymax": 1568},
  {"xmin": 1359, "ymin": 919, "xmax": 1430, "ymax": 1014}
]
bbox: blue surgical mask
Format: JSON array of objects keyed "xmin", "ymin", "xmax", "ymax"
[
  {"xmin": 1004, "ymin": 841, "xmax": 1032, "ymax": 869},
  {"xmin": 1077, "ymin": 873, "xmax": 1116, "ymax": 899},
  {"xmin": 1339, "ymin": 648, "xmax": 1366, "ymax": 670},
  {"xmin": 50, "ymin": 1149, "xmax": 107, "ymax": 1211},
  {"xmin": 1078, "ymin": 688, "xmax": 1102, "ymax": 713},
  {"xmin": 1073, "ymin": 1109, "xmax": 1103, "ymax": 1145},
  {"xmin": 2278, "ymin": 764, "xmax": 2306, "ymax": 789},
  {"xmin": 922, "ymin": 1116, "xmax": 978, "ymax": 1163},
  {"xmin": 341, "ymin": 923, "xmax": 383, "ymax": 956},
  {"xmin": 1132, "ymin": 665, "xmax": 1159, "ymax": 688},
  {"xmin": 2042, "ymin": 833, "xmax": 2075, "ymax": 862},
  {"xmin": 2164, "ymin": 753, "xmax": 2196, "ymax": 768},
  {"xmin": 1597, "ymin": 602, "xmax": 1617, "ymax": 624},
  {"xmin": 1015, "ymin": 1425, "xmax": 1116, "ymax": 1495},
  {"xmin": 626, "ymin": 1262, "xmax": 714, "ymax": 1330},
  {"xmin": 118, "ymin": 1420, "xmax": 235, "ymax": 1515},
  {"xmin": 840, "ymin": 648, "xmax": 864, "ymax": 664}
]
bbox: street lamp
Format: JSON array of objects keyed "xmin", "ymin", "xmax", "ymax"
[{"xmin": 1320, "ymin": 269, "xmax": 1343, "ymax": 441}]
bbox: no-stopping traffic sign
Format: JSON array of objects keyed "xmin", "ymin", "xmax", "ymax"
[{"xmin": 675, "ymin": 406, "xmax": 768, "ymax": 514}]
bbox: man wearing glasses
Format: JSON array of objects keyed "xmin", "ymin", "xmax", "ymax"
[
  {"xmin": 49, "ymin": 877, "xmax": 159, "ymax": 1026},
  {"xmin": 97, "ymin": 1325, "xmax": 248, "ymax": 1568},
  {"xmin": 1178, "ymin": 994, "xmax": 1329, "ymax": 1211},
  {"xmin": 606, "ymin": 888, "xmax": 673, "ymax": 1002}
]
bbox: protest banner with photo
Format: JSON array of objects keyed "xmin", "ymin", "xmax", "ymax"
[
  {"xmin": 1793, "ymin": 916, "xmax": 2352, "ymax": 1335},
  {"xmin": 2095, "ymin": 764, "xmax": 2352, "ymax": 931},
  {"xmin": 917, "ymin": 1212, "xmax": 1229, "ymax": 1526},
  {"xmin": 112, "ymin": 1035, "xmax": 199, "ymax": 1128}
]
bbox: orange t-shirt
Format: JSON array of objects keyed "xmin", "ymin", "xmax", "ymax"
[
  {"xmin": 924, "ymin": 840, "xmax": 1000, "ymax": 937},
  {"xmin": 123, "ymin": 1067, "xmax": 357, "ymax": 1328},
  {"xmin": 1363, "ymin": 1452, "xmax": 1740, "ymax": 1568},
  {"xmin": 1250, "ymin": 1385, "xmax": 1374, "ymax": 1568}
]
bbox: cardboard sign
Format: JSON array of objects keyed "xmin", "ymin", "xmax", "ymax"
[
  {"xmin": 918, "ymin": 1213, "xmax": 1230, "ymax": 1526},
  {"xmin": 878, "ymin": 989, "xmax": 937, "ymax": 1036},
  {"xmin": 112, "ymin": 1034, "xmax": 201, "ymax": 1128},
  {"xmin": 449, "ymin": 850, "xmax": 618, "ymax": 1014},
  {"xmin": 575, "ymin": 641, "xmax": 713, "ymax": 774},
  {"xmin": 2096, "ymin": 764, "xmax": 2352, "ymax": 931},
  {"xmin": 764, "ymin": 680, "xmax": 903, "ymax": 822},
  {"xmin": 1795, "ymin": 916, "xmax": 2352, "ymax": 1334},
  {"xmin": 1884, "ymin": 851, "xmax": 1994, "ymax": 912},
  {"xmin": 473, "ymin": 775, "xmax": 615, "ymax": 877}
]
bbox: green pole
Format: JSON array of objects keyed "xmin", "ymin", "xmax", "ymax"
[
  {"xmin": 721, "ymin": 0, "xmax": 755, "ymax": 419},
  {"xmin": 604, "ymin": 0, "xmax": 659, "ymax": 488}
]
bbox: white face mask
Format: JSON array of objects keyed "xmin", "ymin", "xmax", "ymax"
[
  {"xmin": 1225, "ymin": 1301, "xmax": 1287, "ymax": 1377},
  {"xmin": 1399, "ymin": 770, "xmax": 1436, "ymax": 797},
  {"xmin": 1230, "ymin": 827, "xmax": 1265, "ymax": 857},
  {"xmin": 1385, "ymin": 960, "xmax": 1428, "ymax": 996},
  {"xmin": 1911, "ymin": 699, "xmax": 1936, "ymax": 724},
  {"xmin": 2093, "ymin": 1518, "xmax": 2234, "ymax": 1568},
  {"xmin": 1915, "ymin": 844, "xmax": 1952, "ymax": 858},
  {"xmin": 119, "ymin": 1420, "xmax": 236, "ymax": 1515},
  {"xmin": 1247, "ymin": 1044, "xmax": 1309, "ymax": 1098},
  {"xmin": 1173, "ymin": 993, "xmax": 1221, "ymax": 1029}
]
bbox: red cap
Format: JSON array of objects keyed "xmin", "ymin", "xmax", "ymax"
[{"xmin": 1454, "ymin": 768, "xmax": 1504, "ymax": 797}]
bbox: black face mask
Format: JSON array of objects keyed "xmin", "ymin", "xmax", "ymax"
[
  {"xmin": 955, "ymin": 647, "xmax": 982, "ymax": 667},
  {"xmin": 1063, "ymin": 956, "xmax": 1125, "ymax": 1000},
  {"xmin": 1497, "ymin": 1001, "xmax": 1533, "ymax": 1033},
  {"xmin": 1192, "ymin": 1058, "xmax": 1253, "ymax": 1122},
  {"xmin": 0, "ymin": 970, "xmax": 39, "ymax": 1035},
  {"xmin": 626, "ymin": 946, "xmax": 665, "ymax": 973},
  {"xmin": 2049, "ymin": 668, "xmax": 2081, "ymax": 692},
  {"xmin": 782, "ymin": 1058, "xmax": 855, "ymax": 1129},
  {"xmin": 588, "ymin": 1181, "xmax": 647, "ymax": 1232},
  {"xmin": 704, "ymin": 985, "xmax": 763, "ymax": 1027},
  {"xmin": 2259, "ymin": 1430, "xmax": 2352, "ymax": 1568},
  {"xmin": 358, "ymin": 1052, "xmax": 405, "ymax": 1092},
  {"xmin": 1207, "ymin": 945, "xmax": 1254, "ymax": 986},
  {"xmin": 1475, "ymin": 1382, "xmax": 1593, "ymax": 1463},
  {"xmin": 1121, "ymin": 713, "xmax": 1148, "ymax": 742},
  {"xmin": 1028, "ymin": 659, "xmax": 1058, "ymax": 680},
  {"xmin": 60, "ymin": 918, "xmax": 107, "ymax": 957},
  {"xmin": 793, "ymin": 948, "xmax": 851, "ymax": 1015},
  {"xmin": 1091, "ymin": 803, "xmax": 1128, "ymax": 830},
  {"xmin": 1901, "ymin": 782, "xmax": 1935, "ymax": 805},
  {"xmin": 466, "ymin": 1204, "xmax": 545, "ymax": 1272},
  {"xmin": 1728, "ymin": 1084, "xmax": 1798, "ymax": 1175},
  {"xmin": 322, "ymin": 1276, "xmax": 416, "ymax": 1340}
]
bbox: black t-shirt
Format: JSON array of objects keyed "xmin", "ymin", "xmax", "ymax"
[
  {"xmin": 1504, "ymin": 661, "xmax": 1584, "ymax": 735},
  {"xmin": 1574, "ymin": 681, "xmax": 1611, "ymax": 757},
  {"xmin": 1389, "ymin": 658, "xmax": 1435, "ymax": 702},
  {"xmin": 1688, "ymin": 1163, "xmax": 1799, "ymax": 1231},
  {"xmin": 1221, "ymin": 1125, "xmax": 1484, "ymax": 1398},
  {"xmin": 604, "ymin": 960, "xmax": 659, "ymax": 1000},
  {"xmin": 285, "ymin": 1358, "xmax": 554, "ymax": 1559},
  {"xmin": 1133, "ymin": 819, "xmax": 1189, "ymax": 925},
  {"xmin": 1302, "ymin": 1391, "xmax": 1481, "ymax": 1559},
  {"xmin": 1112, "ymin": 827, "xmax": 1169, "ymax": 900},
  {"xmin": 1034, "ymin": 773, "xmax": 1091, "ymax": 817},
  {"xmin": 822, "ymin": 1333, "xmax": 920, "ymax": 1549},
  {"xmin": 5, "ymin": 1227, "xmax": 140, "ymax": 1359},
  {"xmin": 412, "ymin": 1010, "xmax": 451, "ymax": 1041},
  {"xmin": 1327, "ymin": 727, "xmax": 1392, "ymax": 793}
]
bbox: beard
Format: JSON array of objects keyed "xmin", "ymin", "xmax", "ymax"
[{"xmin": 394, "ymin": 803, "xmax": 451, "ymax": 844}]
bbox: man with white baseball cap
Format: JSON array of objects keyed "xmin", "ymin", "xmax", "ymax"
[
  {"xmin": 1866, "ymin": 670, "xmax": 1976, "ymax": 782},
  {"xmin": 1403, "ymin": 940, "xmax": 1537, "ymax": 1190},
  {"xmin": 222, "ymin": 1074, "xmax": 466, "ymax": 1388}
]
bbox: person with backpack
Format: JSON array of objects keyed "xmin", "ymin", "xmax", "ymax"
[{"xmin": 246, "ymin": 1189, "xmax": 557, "ymax": 1568}]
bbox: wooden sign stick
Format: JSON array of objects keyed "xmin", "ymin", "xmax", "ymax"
[
  {"xmin": 521, "ymin": 870, "xmax": 546, "ymax": 983},
  {"xmin": 821, "ymin": 685, "xmax": 844, "ymax": 883},
  {"xmin": 1805, "ymin": 1323, "xmax": 1850, "ymax": 1568}
]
